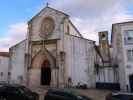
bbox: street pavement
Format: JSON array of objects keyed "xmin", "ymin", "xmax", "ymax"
[
  {"xmin": 31, "ymin": 87, "xmax": 111, "ymax": 100},
  {"xmin": 72, "ymin": 89, "xmax": 111, "ymax": 100}
]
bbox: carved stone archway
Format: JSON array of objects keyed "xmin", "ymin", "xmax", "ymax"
[
  {"xmin": 32, "ymin": 49, "xmax": 55, "ymax": 69},
  {"xmin": 30, "ymin": 49, "xmax": 56, "ymax": 87}
]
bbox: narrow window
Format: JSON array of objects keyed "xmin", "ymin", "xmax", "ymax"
[
  {"xmin": 127, "ymin": 49, "xmax": 133, "ymax": 61},
  {"xmin": 67, "ymin": 25, "xmax": 69, "ymax": 34},
  {"xmin": 0, "ymin": 72, "xmax": 3, "ymax": 77},
  {"xmin": 124, "ymin": 30, "xmax": 133, "ymax": 44}
]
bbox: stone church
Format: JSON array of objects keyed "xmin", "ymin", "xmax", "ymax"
[{"xmin": 9, "ymin": 6, "xmax": 96, "ymax": 88}]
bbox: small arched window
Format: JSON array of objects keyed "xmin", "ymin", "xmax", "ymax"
[{"xmin": 67, "ymin": 25, "xmax": 70, "ymax": 34}]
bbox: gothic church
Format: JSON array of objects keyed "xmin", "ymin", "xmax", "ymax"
[{"xmin": 9, "ymin": 6, "xmax": 96, "ymax": 88}]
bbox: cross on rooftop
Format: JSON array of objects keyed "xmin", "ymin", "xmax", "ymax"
[{"xmin": 46, "ymin": 2, "xmax": 49, "ymax": 7}]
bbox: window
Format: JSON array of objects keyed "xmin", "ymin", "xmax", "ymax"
[
  {"xmin": 124, "ymin": 30, "xmax": 133, "ymax": 44},
  {"xmin": 7, "ymin": 87, "xmax": 20, "ymax": 94},
  {"xmin": 8, "ymin": 72, "xmax": 11, "ymax": 76},
  {"xmin": 127, "ymin": 49, "xmax": 133, "ymax": 61},
  {"xmin": 66, "ymin": 25, "xmax": 69, "ymax": 34},
  {"xmin": 0, "ymin": 72, "xmax": 3, "ymax": 77}
]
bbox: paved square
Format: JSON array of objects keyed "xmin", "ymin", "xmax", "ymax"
[{"xmin": 31, "ymin": 87, "xmax": 111, "ymax": 100}]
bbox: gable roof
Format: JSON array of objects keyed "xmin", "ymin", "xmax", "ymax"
[
  {"xmin": 28, "ymin": 6, "xmax": 69, "ymax": 23},
  {"xmin": 112, "ymin": 21, "xmax": 133, "ymax": 26},
  {"xmin": 68, "ymin": 34, "xmax": 95, "ymax": 42},
  {"xmin": 68, "ymin": 19, "xmax": 83, "ymax": 37},
  {"xmin": 9, "ymin": 39, "xmax": 26, "ymax": 50}
]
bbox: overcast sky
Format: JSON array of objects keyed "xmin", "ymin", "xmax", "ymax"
[{"xmin": 0, "ymin": 0, "xmax": 133, "ymax": 51}]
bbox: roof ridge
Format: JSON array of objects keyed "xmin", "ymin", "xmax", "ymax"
[{"xmin": 28, "ymin": 6, "xmax": 69, "ymax": 23}]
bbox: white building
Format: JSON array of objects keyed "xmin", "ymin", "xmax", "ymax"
[
  {"xmin": 9, "ymin": 6, "xmax": 96, "ymax": 88},
  {"xmin": 0, "ymin": 52, "xmax": 9, "ymax": 82},
  {"xmin": 112, "ymin": 21, "xmax": 133, "ymax": 92},
  {"xmin": 95, "ymin": 31, "xmax": 119, "ymax": 88}
]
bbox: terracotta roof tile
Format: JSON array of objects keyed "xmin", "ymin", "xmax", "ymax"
[{"xmin": 0, "ymin": 52, "xmax": 10, "ymax": 57}]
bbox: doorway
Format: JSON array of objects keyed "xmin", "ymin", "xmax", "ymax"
[
  {"xmin": 129, "ymin": 74, "xmax": 133, "ymax": 92},
  {"xmin": 41, "ymin": 60, "xmax": 51, "ymax": 85}
]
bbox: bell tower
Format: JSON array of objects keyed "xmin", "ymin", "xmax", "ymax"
[{"xmin": 98, "ymin": 31, "xmax": 111, "ymax": 66}]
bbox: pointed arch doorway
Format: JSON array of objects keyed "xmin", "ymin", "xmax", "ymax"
[{"xmin": 41, "ymin": 59, "xmax": 51, "ymax": 85}]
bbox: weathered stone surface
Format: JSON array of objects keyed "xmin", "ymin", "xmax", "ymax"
[{"xmin": 9, "ymin": 6, "xmax": 96, "ymax": 88}]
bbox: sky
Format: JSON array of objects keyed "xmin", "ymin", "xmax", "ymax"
[{"xmin": 0, "ymin": 0, "xmax": 133, "ymax": 51}]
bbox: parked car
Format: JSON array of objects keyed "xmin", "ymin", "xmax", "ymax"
[
  {"xmin": 106, "ymin": 92, "xmax": 133, "ymax": 100},
  {"xmin": 44, "ymin": 88, "xmax": 92, "ymax": 100},
  {"xmin": 0, "ymin": 84, "xmax": 39, "ymax": 100}
]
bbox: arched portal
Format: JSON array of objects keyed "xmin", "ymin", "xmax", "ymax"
[
  {"xmin": 41, "ymin": 59, "xmax": 51, "ymax": 85},
  {"xmin": 31, "ymin": 49, "xmax": 56, "ymax": 87}
]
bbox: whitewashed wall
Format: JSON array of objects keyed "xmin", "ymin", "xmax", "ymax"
[
  {"xmin": 64, "ymin": 34, "xmax": 95, "ymax": 88},
  {"xmin": 112, "ymin": 24, "xmax": 127, "ymax": 91},
  {"xmin": 0, "ymin": 56, "xmax": 9, "ymax": 82},
  {"xmin": 112, "ymin": 23, "xmax": 133, "ymax": 91},
  {"xmin": 96, "ymin": 67, "xmax": 119, "ymax": 83},
  {"xmin": 120, "ymin": 23, "xmax": 133, "ymax": 91},
  {"xmin": 94, "ymin": 48, "xmax": 119, "ymax": 83},
  {"xmin": 9, "ymin": 40, "xmax": 27, "ymax": 85},
  {"xmin": 63, "ymin": 19, "xmax": 81, "ymax": 37}
]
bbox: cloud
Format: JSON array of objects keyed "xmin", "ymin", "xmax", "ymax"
[
  {"xmin": 0, "ymin": 22, "xmax": 27, "ymax": 51},
  {"xmin": 1, "ymin": 0, "xmax": 133, "ymax": 51},
  {"xmin": 50, "ymin": 0, "xmax": 133, "ymax": 41}
]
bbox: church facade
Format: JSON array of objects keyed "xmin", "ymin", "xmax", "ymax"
[{"xmin": 9, "ymin": 6, "xmax": 96, "ymax": 88}]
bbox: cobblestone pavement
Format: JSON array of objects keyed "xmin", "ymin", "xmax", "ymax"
[{"xmin": 31, "ymin": 87, "xmax": 111, "ymax": 100}]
